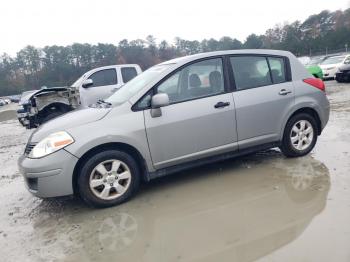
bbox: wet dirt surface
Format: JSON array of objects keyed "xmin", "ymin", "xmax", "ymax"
[{"xmin": 0, "ymin": 81, "xmax": 349, "ymax": 262}]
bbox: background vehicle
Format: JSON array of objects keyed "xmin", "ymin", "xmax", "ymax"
[
  {"xmin": 19, "ymin": 50, "xmax": 330, "ymax": 208},
  {"xmin": 335, "ymin": 62, "xmax": 350, "ymax": 83},
  {"xmin": 298, "ymin": 56, "xmax": 325, "ymax": 79},
  {"xmin": 0, "ymin": 98, "xmax": 5, "ymax": 106},
  {"xmin": 320, "ymin": 54, "xmax": 350, "ymax": 79},
  {"xmin": 17, "ymin": 64, "xmax": 142, "ymax": 129}
]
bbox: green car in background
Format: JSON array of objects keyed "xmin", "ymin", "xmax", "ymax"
[
  {"xmin": 306, "ymin": 64, "xmax": 323, "ymax": 79},
  {"xmin": 298, "ymin": 56, "xmax": 326, "ymax": 79}
]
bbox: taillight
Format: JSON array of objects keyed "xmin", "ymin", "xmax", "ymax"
[{"xmin": 303, "ymin": 78, "xmax": 325, "ymax": 92}]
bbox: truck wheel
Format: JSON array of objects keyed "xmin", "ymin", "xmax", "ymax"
[
  {"xmin": 280, "ymin": 113, "xmax": 318, "ymax": 158},
  {"xmin": 77, "ymin": 150, "xmax": 140, "ymax": 208}
]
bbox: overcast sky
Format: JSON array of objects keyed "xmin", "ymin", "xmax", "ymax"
[{"xmin": 1, "ymin": 0, "xmax": 349, "ymax": 55}]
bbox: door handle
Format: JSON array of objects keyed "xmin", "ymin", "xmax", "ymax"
[
  {"xmin": 279, "ymin": 89, "xmax": 292, "ymax": 95},
  {"xmin": 214, "ymin": 101, "xmax": 230, "ymax": 108}
]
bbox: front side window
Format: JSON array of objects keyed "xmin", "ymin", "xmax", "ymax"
[
  {"xmin": 230, "ymin": 56, "xmax": 272, "ymax": 90},
  {"xmin": 121, "ymin": 67, "xmax": 138, "ymax": 83},
  {"xmin": 156, "ymin": 58, "xmax": 225, "ymax": 104},
  {"xmin": 88, "ymin": 69, "xmax": 118, "ymax": 87}
]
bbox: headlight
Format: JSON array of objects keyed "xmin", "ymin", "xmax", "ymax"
[{"xmin": 29, "ymin": 131, "xmax": 74, "ymax": 158}]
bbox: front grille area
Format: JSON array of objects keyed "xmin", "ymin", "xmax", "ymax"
[{"xmin": 24, "ymin": 142, "xmax": 37, "ymax": 155}]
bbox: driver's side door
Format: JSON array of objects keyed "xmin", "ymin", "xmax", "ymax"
[{"xmin": 143, "ymin": 57, "xmax": 238, "ymax": 169}]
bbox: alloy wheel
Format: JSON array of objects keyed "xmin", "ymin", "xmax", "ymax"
[
  {"xmin": 89, "ymin": 159, "xmax": 132, "ymax": 200},
  {"xmin": 290, "ymin": 120, "xmax": 314, "ymax": 151}
]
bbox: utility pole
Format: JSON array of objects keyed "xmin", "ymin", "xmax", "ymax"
[
  {"xmin": 326, "ymin": 47, "xmax": 328, "ymax": 55},
  {"xmin": 346, "ymin": 44, "xmax": 348, "ymax": 53}
]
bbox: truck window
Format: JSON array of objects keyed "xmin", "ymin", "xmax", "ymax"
[
  {"xmin": 121, "ymin": 67, "xmax": 138, "ymax": 83},
  {"xmin": 89, "ymin": 69, "xmax": 118, "ymax": 87}
]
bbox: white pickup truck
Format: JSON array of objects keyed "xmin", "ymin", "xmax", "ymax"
[{"xmin": 17, "ymin": 64, "xmax": 142, "ymax": 128}]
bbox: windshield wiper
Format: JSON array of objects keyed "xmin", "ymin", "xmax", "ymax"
[
  {"xmin": 97, "ymin": 99, "xmax": 112, "ymax": 106},
  {"xmin": 90, "ymin": 99, "xmax": 112, "ymax": 108}
]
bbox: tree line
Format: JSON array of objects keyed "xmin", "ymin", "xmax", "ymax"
[{"xmin": 1, "ymin": 8, "xmax": 350, "ymax": 96}]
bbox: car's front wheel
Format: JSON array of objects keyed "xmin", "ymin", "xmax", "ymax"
[
  {"xmin": 78, "ymin": 150, "xmax": 140, "ymax": 208},
  {"xmin": 280, "ymin": 113, "xmax": 318, "ymax": 158}
]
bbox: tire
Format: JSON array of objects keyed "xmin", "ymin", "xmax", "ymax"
[
  {"xmin": 335, "ymin": 76, "xmax": 344, "ymax": 83},
  {"xmin": 280, "ymin": 113, "xmax": 318, "ymax": 158},
  {"xmin": 78, "ymin": 150, "xmax": 140, "ymax": 208}
]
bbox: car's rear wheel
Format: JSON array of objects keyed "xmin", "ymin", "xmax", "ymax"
[
  {"xmin": 78, "ymin": 150, "xmax": 140, "ymax": 208},
  {"xmin": 280, "ymin": 113, "xmax": 318, "ymax": 158}
]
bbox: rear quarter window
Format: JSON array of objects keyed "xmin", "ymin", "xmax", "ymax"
[{"xmin": 268, "ymin": 57, "xmax": 287, "ymax": 84}]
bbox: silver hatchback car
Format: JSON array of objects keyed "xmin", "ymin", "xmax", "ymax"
[{"xmin": 18, "ymin": 50, "xmax": 330, "ymax": 207}]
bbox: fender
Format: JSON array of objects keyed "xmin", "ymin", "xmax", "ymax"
[{"xmin": 278, "ymin": 100, "xmax": 323, "ymax": 141}]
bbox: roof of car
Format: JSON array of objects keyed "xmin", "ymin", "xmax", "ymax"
[{"xmin": 160, "ymin": 49, "xmax": 293, "ymax": 65}]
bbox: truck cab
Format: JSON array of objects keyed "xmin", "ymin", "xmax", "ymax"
[
  {"xmin": 17, "ymin": 64, "xmax": 142, "ymax": 128},
  {"xmin": 74, "ymin": 64, "xmax": 142, "ymax": 107}
]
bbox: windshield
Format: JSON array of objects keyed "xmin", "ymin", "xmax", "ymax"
[
  {"xmin": 106, "ymin": 64, "xmax": 172, "ymax": 106},
  {"xmin": 321, "ymin": 56, "xmax": 345, "ymax": 65},
  {"xmin": 71, "ymin": 74, "xmax": 85, "ymax": 88}
]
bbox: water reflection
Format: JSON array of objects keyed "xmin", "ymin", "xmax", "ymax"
[{"xmin": 30, "ymin": 151, "xmax": 330, "ymax": 262}]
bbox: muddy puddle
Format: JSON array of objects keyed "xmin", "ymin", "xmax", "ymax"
[{"xmin": 0, "ymin": 152, "xmax": 331, "ymax": 262}]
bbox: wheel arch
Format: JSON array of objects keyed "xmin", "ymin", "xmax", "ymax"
[
  {"xmin": 282, "ymin": 107, "xmax": 322, "ymax": 139},
  {"xmin": 39, "ymin": 102, "xmax": 72, "ymax": 114},
  {"xmin": 72, "ymin": 142, "xmax": 149, "ymax": 196}
]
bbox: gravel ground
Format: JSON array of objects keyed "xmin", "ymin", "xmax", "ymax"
[{"xmin": 0, "ymin": 81, "xmax": 349, "ymax": 262}]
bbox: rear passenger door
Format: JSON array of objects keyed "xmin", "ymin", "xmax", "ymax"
[{"xmin": 229, "ymin": 55, "xmax": 294, "ymax": 149}]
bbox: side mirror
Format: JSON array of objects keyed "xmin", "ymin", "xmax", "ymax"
[
  {"xmin": 151, "ymin": 93, "xmax": 169, "ymax": 108},
  {"xmin": 150, "ymin": 93, "xmax": 169, "ymax": 118},
  {"xmin": 82, "ymin": 79, "xmax": 93, "ymax": 88}
]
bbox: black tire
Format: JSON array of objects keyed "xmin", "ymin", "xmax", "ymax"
[
  {"xmin": 335, "ymin": 76, "xmax": 344, "ymax": 83},
  {"xmin": 78, "ymin": 150, "xmax": 140, "ymax": 208},
  {"xmin": 280, "ymin": 113, "xmax": 318, "ymax": 158}
]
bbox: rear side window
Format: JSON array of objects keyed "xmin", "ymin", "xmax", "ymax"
[
  {"xmin": 89, "ymin": 69, "xmax": 118, "ymax": 87},
  {"xmin": 121, "ymin": 67, "xmax": 138, "ymax": 83},
  {"xmin": 230, "ymin": 56, "xmax": 272, "ymax": 90},
  {"xmin": 268, "ymin": 57, "xmax": 287, "ymax": 83}
]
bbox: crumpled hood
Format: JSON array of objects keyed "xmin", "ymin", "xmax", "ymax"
[{"xmin": 30, "ymin": 107, "xmax": 111, "ymax": 142}]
